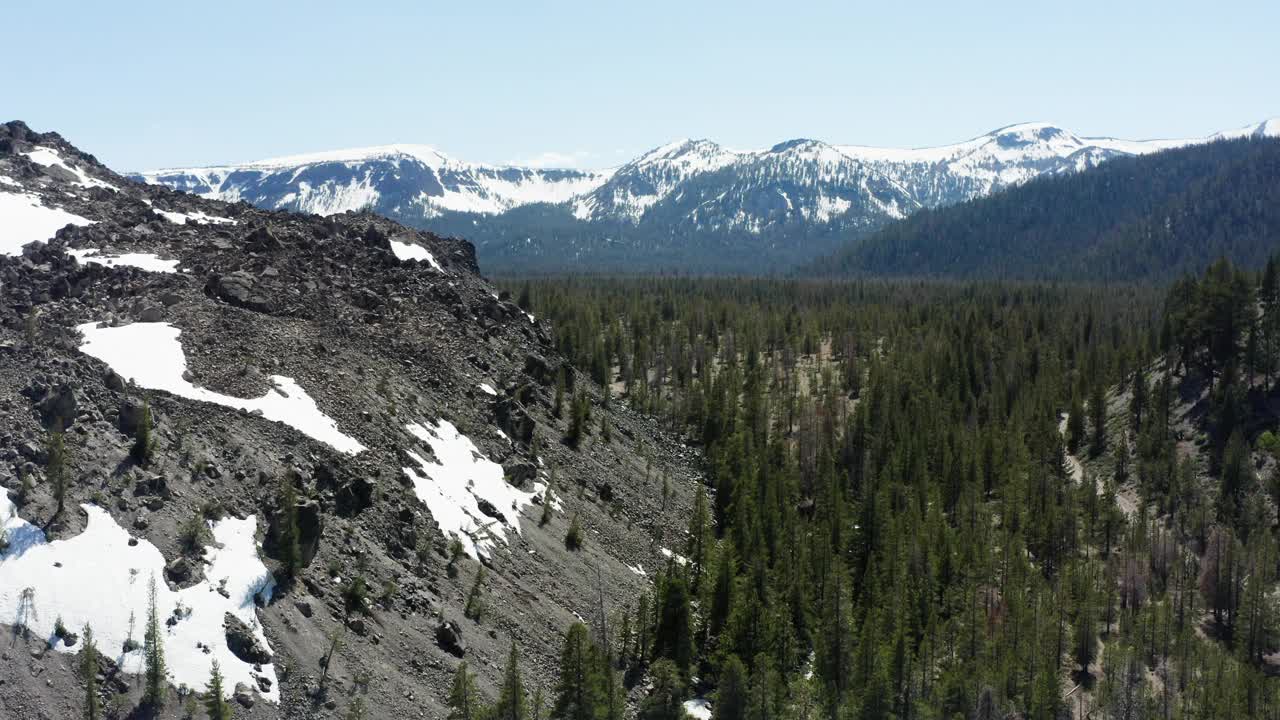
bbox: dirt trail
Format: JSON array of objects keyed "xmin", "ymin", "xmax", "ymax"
[{"xmin": 1058, "ymin": 413, "xmax": 1138, "ymax": 517}]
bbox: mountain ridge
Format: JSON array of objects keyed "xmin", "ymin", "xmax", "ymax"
[{"xmin": 134, "ymin": 118, "xmax": 1280, "ymax": 273}]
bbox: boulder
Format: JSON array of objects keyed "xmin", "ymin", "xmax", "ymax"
[
  {"xmin": 244, "ymin": 226, "xmax": 282, "ymax": 253},
  {"xmin": 37, "ymin": 383, "xmax": 76, "ymax": 429},
  {"xmin": 118, "ymin": 396, "xmax": 146, "ymax": 434},
  {"xmin": 503, "ymin": 460, "xmax": 537, "ymax": 489},
  {"xmin": 207, "ymin": 271, "xmax": 273, "ymax": 313},
  {"xmin": 137, "ymin": 302, "xmax": 163, "ymax": 323},
  {"xmin": 164, "ymin": 557, "xmax": 192, "ymax": 585},
  {"xmin": 335, "ymin": 476, "xmax": 375, "ymax": 516},
  {"xmin": 494, "ymin": 398, "xmax": 535, "ymax": 444},
  {"xmin": 362, "ymin": 224, "xmax": 390, "ymax": 251},
  {"xmin": 435, "ymin": 620, "xmax": 465, "ymax": 657},
  {"xmin": 522, "ymin": 353, "xmax": 552, "ymax": 385},
  {"xmin": 224, "ymin": 613, "xmax": 272, "ymax": 665},
  {"xmin": 233, "ymin": 683, "xmax": 255, "ymax": 708},
  {"xmin": 268, "ymin": 497, "xmax": 323, "ymax": 566}
]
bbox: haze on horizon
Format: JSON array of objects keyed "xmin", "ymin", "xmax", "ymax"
[{"xmin": 4, "ymin": 0, "xmax": 1277, "ymax": 171}]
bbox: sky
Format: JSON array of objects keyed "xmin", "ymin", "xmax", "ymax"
[{"xmin": 5, "ymin": 0, "xmax": 1278, "ymax": 171}]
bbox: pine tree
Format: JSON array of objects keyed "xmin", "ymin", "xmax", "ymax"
[
  {"xmin": 448, "ymin": 661, "xmax": 483, "ymax": 720},
  {"xmin": 713, "ymin": 655, "xmax": 748, "ymax": 720},
  {"xmin": 654, "ymin": 573, "xmax": 692, "ymax": 673},
  {"xmin": 203, "ymin": 660, "xmax": 232, "ymax": 720},
  {"xmin": 638, "ymin": 659, "xmax": 687, "ymax": 720},
  {"xmin": 143, "ymin": 574, "xmax": 167, "ymax": 708},
  {"xmin": 552, "ymin": 623, "xmax": 603, "ymax": 720},
  {"xmin": 493, "ymin": 642, "xmax": 529, "ymax": 720},
  {"xmin": 565, "ymin": 513, "xmax": 583, "ymax": 551},
  {"xmin": 1066, "ymin": 391, "xmax": 1085, "ymax": 454},
  {"xmin": 554, "ymin": 367, "xmax": 566, "ymax": 419},
  {"xmin": 1088, "ymin": 381, "xmax": 1107, "ymax": 458},
  {"xmin": 81, "ymin": 624, "xmax": 99, "ymax": 720},
  {"xmin": 566, "ymin": 389, "xmax": 589, "ymax": 448},
  {"xmin": 540, "ymin": 473, "xmax": 555, "ymax": 527},
  {"xmin": 465, "ymin": 567, "xmax": 487, "ymax": 621},
  {"xmin": 276, "ymin": 475, "xmax": 302, "ymax": 578}
]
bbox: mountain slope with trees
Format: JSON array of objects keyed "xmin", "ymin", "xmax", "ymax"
[
  {"xmin": 497, "ymin": 265, "xmax": 1280, "ymax": 719},
  {"xmin": 814, "ymin": 137, "xmax": 1280, "ymax": 282}
]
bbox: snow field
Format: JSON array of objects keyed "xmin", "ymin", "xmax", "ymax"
[
  {"xmin": 0, "ymin": 495, "xmax": 278, "ymax": 700},
  {"xmin": 77, "ymin": 321, "xmax": 365, "ymax": 455}
]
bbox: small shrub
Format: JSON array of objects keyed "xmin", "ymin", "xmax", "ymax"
[
  {"xmin": 1258, "ymin": 430, "xmax": 1280, "ymax": 456},
  {"xmin": 342, "ymin": 576, "xmax": 370, "ymax": 616},
  {"xmin": 464, "ymin": 567, "xmax": 486, "ymax": 622},
  {"xmin": 178, "ymin": 512, "xmax": 210, "ymax": 554},
  {"xmin": 565, "ymin": 513, "xmax": 583, "ymax": 551}
]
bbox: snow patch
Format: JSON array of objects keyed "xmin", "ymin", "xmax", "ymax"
[
  {"xmin": 154, "ymin": 208, "xmax": 236, "ymax": 225},
  {"xmin": 684, "ymin": 698, "xmax": 712, "ymax": 720},
  {"xmin": 0, "ymin": 191, "xmax": 94, "ymax": 255},
  {"xmin": 389, "ymin": 238, "xmax": 443, "ymax": 270},
  {"xmin": 22, "ymin": 147, "xmax": 119, "ymax": 191},
  {"xmin": 76, "ymin": 322, "xmax": 364, "ymax": 454},
  {"xmin": 68, "ymin": 248, "xmax": 179, "ymax": 273},
  {"xmin": 478, "ymin": 383, "xmax": 497, "ymax": 396},
  {"xmin": 0, "ymin": 495, "xmax": 278, "ymax": 701},
  {"xmin": 660, "ymin": 547, "xmax": 689, "ymax": 566},
  {"xmin": 402, "ymin": 419, "xmax": 547, "ymax": 560}
]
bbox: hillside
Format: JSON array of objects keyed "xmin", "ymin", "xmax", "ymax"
[
  {"xmin": 137, "ymin": 120, "xmax": 1280, "ymax": 274},
  {"xmin": 813, "ymin": 136, "xmax": 1280, "ymax": 282},
  {"xmin": 0, "ymin": 121, "xmax": 704, "ymax": 719}
]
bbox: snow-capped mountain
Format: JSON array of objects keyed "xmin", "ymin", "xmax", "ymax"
[
  {"xmin": 138, "ymin": 118, "xmax": 1280, "ymax": 272},
  {"xmin": 134, "ymin": 145, "xmax": 611, "ymax": 220}
]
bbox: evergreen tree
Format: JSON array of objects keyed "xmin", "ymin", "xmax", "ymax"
[
  {"xmin": 203, "ymin": 660, "xmax": 232, "ymax": 720},
  {"xmin": 639, "ymin": 660, "xmax": 688, "ymax": 720},
  {"xmin": 1066, "ymin": 391, "xmax": 1085, "ymax": 454},
  {"xmin": 713, "ymin": 655, "xmax": 748, "ymax": 720},
  {"xmin": 1088, "ymin": 380, "xmax": 1107, "ymax": 458},
  {"xmin": 81, "ymin": 624, "xmax": 99, "ymax": 720},
  {"xmin": 143, "ymin": 574, "xmax": 167, "ymax": 708},
  {"xmin": 493, "ymin": 642, "xmax": 529, "ymax": 720},
  {"xmin": 565, "ymin": 513, "xmax": 583, "ymax": 551},
  {"xmin": 654, "ymin": 573, "xmax": 693, "ymax": 674},
  {"xmin": 448, "ymin": 661, "xmax": 483, "ymax": 720},
  {"xmin": 465, "ymin": 566, "xmax": 487, "ymax": 621},
  {"xmin": 551, "ymin": 623, "xmax": 603, "ymax": 720}
]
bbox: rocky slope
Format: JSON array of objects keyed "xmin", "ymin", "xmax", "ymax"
[
  {"xmin": 0, "ymin": 120, "xmax": 703, "ymax": 719},
  {"xmin": 137, "ymin": 119, "xmax": 1280, "ymax": 272}
]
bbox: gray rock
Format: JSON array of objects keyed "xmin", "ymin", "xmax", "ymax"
[
  {"xmin": 435, "ymin": 620, "xmax": 465, "ymax": 657},
  {"xmin": 224, "ymin": 613, "xmax": 272, "ymax": 665}
]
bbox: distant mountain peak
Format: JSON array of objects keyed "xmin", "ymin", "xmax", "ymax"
[{"xmin": 136, "ymin": 118, "xmax": 1280, "ymax": 272}]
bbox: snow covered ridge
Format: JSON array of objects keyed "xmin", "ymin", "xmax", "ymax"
[
  {"xmin": 401, "ymin": 419, "xmax": 551, "ymax": 560},
  {"xmin": 22, "ymin": 145, "xmax": 120, "ymax": 191},
  {"xmin": 137, "ymin": 118, "xmax": 1279, "ymax": 230},
  {"xmin": 0, "ymin": 494, "xmax": 278, "ymax": 701},
  {"xmin": 77, "ymin": 321, "xmax": 365, "ymax": 454},
  {"xmin": 135, "ymin": 145, "xmax": 613, "ymax": 220}
]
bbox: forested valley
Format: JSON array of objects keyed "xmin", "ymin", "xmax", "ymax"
[{"xmin": 451, "ymin": 261, "xmax": 1280, "ymax": 719}]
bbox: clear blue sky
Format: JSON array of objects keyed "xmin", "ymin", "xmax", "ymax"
[{"xmin": 5, "ymin": 0, "xmax": 1277, "ymax": 171}]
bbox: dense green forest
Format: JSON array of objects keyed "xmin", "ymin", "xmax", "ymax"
[
  {"xmin": 813, "ymin": 138, "xmax": 1280, "ymax": 282},
  {"xmin": 448, "ymin": 261, "xmax": 1280, "ymax": 719},
  {"xmin": 418, "ymin": 204, "xmax": 855, "ymax": 276}
]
